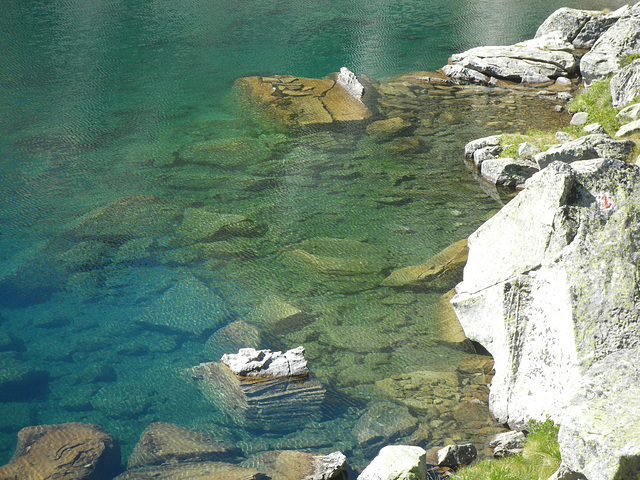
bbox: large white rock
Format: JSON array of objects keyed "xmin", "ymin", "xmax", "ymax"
[
  {"xmin": 572, "ymin": 5, "xmax": 629, "ymax": 49},
  {"xmin": 337, "ymin": 67, "xmax": 365, "ymax": 101},
  {"xmin": 534, "ymin": 7, "xmax": 599, "ymax": 43},
  {"xmin": 610, "ymin": 58, "xmax": 640, "ymax": 108},
  {"xmin": 533, "ymin": 134, "xmax": 634, "ymax": 169},
  {"xmin": 452, "ymin": 159, "xmax": 640, "ymax": 429},
  {"xmin": 357, "ymin": 445, "xmax": 427, "ymax": 480},
  {"xmin": 555, "ymin": 348, "xmax": 640, "ymax": 480},
  {"xmin": 580, "ymin": 3, "xmax": 640, "ymax": 85}
]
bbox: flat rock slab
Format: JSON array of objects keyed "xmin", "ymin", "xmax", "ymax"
[
  {"xmin": 235, "ymin": 74, "xmax": 371, "ymax": 129},
  {"xmin": 220, "ymin": 346, "xmax": 309, "ymax": 378}
]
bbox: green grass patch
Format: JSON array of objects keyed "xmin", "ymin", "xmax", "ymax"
[
  {"xmin": 566, "ymin": 79, "xmax": 621, "ymax": 136},
  {"xmin": 498, "ymin": 130, "xmax": 558, "ymax": 158},
  {"xmin": 620, "ymin": 53, "xmax": 640, "ymax": 69},
  {"xmin": 452, "ymin": 420, "xmax": 561, "ymax": 480}
]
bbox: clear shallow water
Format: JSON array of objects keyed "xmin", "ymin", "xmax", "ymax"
[{"xmin": 0, "ymin": 0, "xmax": 630, "ymax": 471}]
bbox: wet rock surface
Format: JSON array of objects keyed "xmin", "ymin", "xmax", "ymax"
[{"xmin": 241, "ymin": 450, "xmax": 347, "ymax": 480}]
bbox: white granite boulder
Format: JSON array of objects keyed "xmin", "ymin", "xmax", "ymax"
[
  {"xmin": 357, "ymin": 445, "xmax": 427, "ymax": 480},
  {"xmin": 554, "ymin": 348, "xmax": 640, "ymax": 480},
  {"xmin": 452, "ymin": 159, "xmax": 640, "ymax": 429},
  {"xmin": 610, "ymin": 58, "xmax": 640, "ymax": 108},
  {"xmin": 533, "ymin": 134, "xmax": 634, "ymax": 169},
  {"xmin": 534, "ymin": 7, "xmax": 599, "ymax": 44}
]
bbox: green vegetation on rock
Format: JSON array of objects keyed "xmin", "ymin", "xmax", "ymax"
[{"xmin": 452, "ymin": 420, "xmax": 561, "ymax": 480}]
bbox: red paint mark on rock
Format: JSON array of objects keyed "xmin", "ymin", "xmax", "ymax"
[{"xmin": 601, "ymin": 192, "xmax": 613, "ymax": 210}]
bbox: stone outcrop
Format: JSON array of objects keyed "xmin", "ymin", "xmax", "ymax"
[
  {"xmin": 187, "ymin": 359, "xmax": 325, "ymax": 432},
  {"xmin": 610, "ymin": 58, "xmax": 640, "ymax": 108},
  {"xmin": 580, "ymin": 3, "xmax": 640, "ymax": 85},
  {"xmin": 490, "ymin": 431, "xmax": 525, "ymax": 458},
  {"xmin": 127, "ymin": 422, "xmax": 239, "ymax": 469},
  {"xmin": 479, "ymin": 157, "xmax": 538, "ymax": 189},
  {"xmin": 533, "ymin": 134, "xmax": 634, "ymax": 169},
  {"xmin": 451, "ymin": 159, "xmax": 640, "ymax": 429},
  {"xmin": 534, "ymin": 8, "xmax": 600, "ymax": 44},
  {"xmin": 357, "ymin": 445, "xmax": 427, "ymax": 480},
  {"xmin": 0, "ymin": 423, "xmax": 120, "ymax": 480},
  {"xmin": 241, "ymin": 450, "xmax": 347, "ymax": 480},
  {"xmin": 234, "ymin": 72, "xmax": 371, "ymax": 129},
  {"xmin": 220, "ymin": 346, "xmax": 309, "ymax": 378},
  {"xmin": 572, "ymin": 6, "xmax": 629, "ymax": 49},
  {"xmin": 553, "ymin": 348, "xmax": 640, "ymax": 480},
  {"xmin": 381, "ymin": 238, "xmax": 468, "ymax": 290}
]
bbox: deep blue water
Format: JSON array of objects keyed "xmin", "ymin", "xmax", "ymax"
[{"xmin": 0, "ymin": 0, "xmax": 630, "ymax": 471}]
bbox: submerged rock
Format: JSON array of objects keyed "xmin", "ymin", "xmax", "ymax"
[
  {"xmin": 127, "ymin": 422, "xmax": 239, "ymax": 469},
  {"xmin": 381, "ymin": 238, "xmax": 468, "ymax": 290},
  {"xmin": 352, "ymin": 402, "xmax": 419, "ymax": 456},
  {"xmin": 0, "ymin": 423, "xmax": 120, "ymax": 480},
  {"xmin": 114, "ymin": 462, "xmax": 264, "ymax": 480},
  {"xmin": 452, "ymin": 159, "xmax": 640, "ymax": 429}
]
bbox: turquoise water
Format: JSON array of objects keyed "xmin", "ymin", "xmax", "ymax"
[{"xmin": 0, "ymin": 0, "xmax": 629, "ymax": 471}]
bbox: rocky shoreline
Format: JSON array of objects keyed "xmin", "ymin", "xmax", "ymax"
[{"xmin": 3, "ymin": 2, "xmax": 640, "ymax": 480}]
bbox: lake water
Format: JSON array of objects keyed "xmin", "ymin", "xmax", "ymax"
[{"xmin": 0, "ymin": 0, "xmax": 629, "ymax": 471}]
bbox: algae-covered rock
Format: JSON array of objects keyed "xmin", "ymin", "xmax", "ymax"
[
  {"xmin": 366, "ymin": 117, "xmax": 413, "ymax": 142},
  {"xmin": 357, "ymin": 445, "xmax": 427, "ymax": 480},
  {"xmin": 173, "ymin": 207, "xmax": 266, "ymax": 246},
  {"xmin": 452, "ymin": 159, "xmax": 640, "ymax": 429},
  {"xmin": 0, "ymin": 423, "xmax": 120, "ymax": 480}
]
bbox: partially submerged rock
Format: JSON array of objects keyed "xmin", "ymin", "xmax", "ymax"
[
  {"xmin": 0, "ymin": 422, "xmax": 120, "ymax": 480},
  {"xmin": 235, "ymin": 72, "xmax": 371, "ymax": 129},
  {"xmin": 242, "ymin": 450, "xmax": 347, "ymax": 480},
  {"xmin": 187, "ymin": 358, "xmax": 325, "ymax": 432},
  {"xmin": 452, "ymin": 159, "xmax": 640, "ymax": 429},
  {"xmin": 437, "ymin": 443, "xmax": 477, "ymax": 468},
  {"xmin": 220, "ymin": 346, "xmax": 309, "ymax": 378},
  {"xmin": 479, "ymin": 157, "xmax": 538, "ymax": 189}
]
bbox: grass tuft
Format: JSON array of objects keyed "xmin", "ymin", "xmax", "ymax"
[{"xmin": 566, "ymin": 79, "xmax": 621, "ymax": 135}]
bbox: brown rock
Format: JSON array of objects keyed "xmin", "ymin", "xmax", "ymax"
[
  {"xmin": 235, "ymin": 75, "xmax": 371, "ymax": 129},
  {"xmin": 127, "ymin": 422, "xmax": 239, "ymax": 469},
  {"xmin": 114, "ymin": 462, "xmax": 264, "ymax": 480},
  {"xmin": 434, "ymin": 289, "xmax": 468, "ymax": 343},
  {"xmin": 242, "ymin": 450, "xmax": 347, "ymax": 480},
  {"xmin": 381, "ymin": 238, "xmax": 468, "ymax": 290},
  {"xmin": 452, "ymin": 402, "xmax": 493, "ymax": 428},
  {"xmin": 0, "ymin": 422, "xmax": 120, "ymax": 480}
]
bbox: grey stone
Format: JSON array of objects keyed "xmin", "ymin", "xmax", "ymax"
[
  {"xmin": 220, "ymin": 346, "xmax": 309, "ymax": 378},
  {"xmin": 358, "ymin": 445, "xmax": 427, "ymax": 480},
  {"xmin": 570, "ymin": 112, "xmax": 588, "ymax": 125},
  {"xmin": 617, "ymin": 102, "xmax": 640, "ymax": 121},
  {"xmin": 490, "ymin": 431, "xmax": 525, "ymax": 457},
  {"xmin": 556, "ymin": 92, "xmax": 573, "ymax": 101},
  {"xmin": 441, "ymin": 64, "xmax": 490, "ymax": 84},
  {"xmin": 555, "ymin": 131, "xmax": 574, "ymax": 143},
  {"xmin": 580, "ymin": 5, "xmax": 640, "ymax": 85},
  {"xmin": 573, "ymin": 5, "xmax": 629, "ymax": 49},
  {"xmin": 518, "ymin": 142, "xmax": 539, "ymax": 158},
  {"xmin": 535, "ymin": 8, "xmax": 598, "ymax": 43},
  {"xmin": 582, "ymin": 123, "xmax": 605, "ymax": 135},
  {"xmin": 450, "ymin": 45, "xmax": 576, "ymax": 83},
  {"xmin": 473, "ymin": 146, "xmax": 500, "ymax": 167},
  {"xmin": 556, "ymin": 348, "xmax": 640, "ymax": 480},
  {"xmin": 518, "ymin": 33, "xmax": 575, "ymax": 51},
  {"xmin": 464, "ymin": 135, "xmax": 501, "ymax": 159},
  {"xmin": 555, "ymin": 77, "xmax": 572, "ymax": 86},
  {"xmin": 437, "ymin": 443, "xmax": 477, "ymax": 467},
  {"xmin": 610, "ymin": 58, "xmax": 640, "ymax": 108},
  {"xmin": 615, "ymin": 119, "xmax": 640, "ymax": 138},
  {"xmin": 533, "ymin": 134, "xmax": 634, "ymax": 169},
  {"xmin": 480, "ymin": 157, "xmax": 538, "ymax": 189},
  {"xmin": 451, "ymin": 159, "xmax": 640, "ymax": 429}
]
